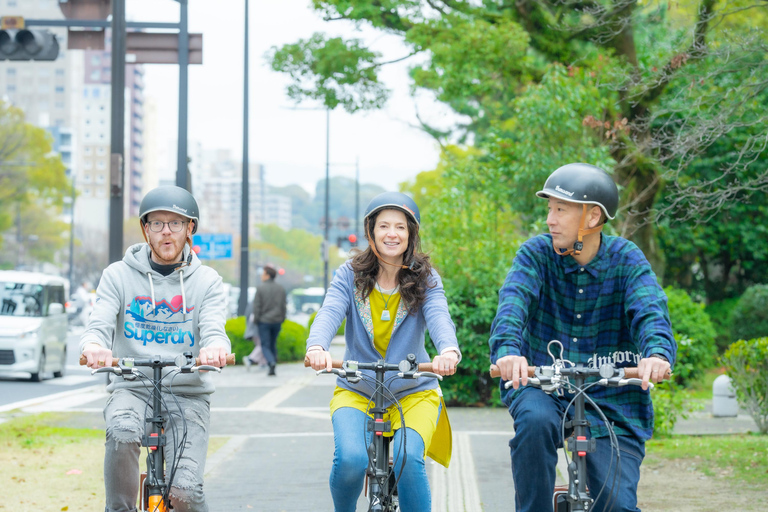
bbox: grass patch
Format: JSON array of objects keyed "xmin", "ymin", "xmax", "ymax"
[
  {"xmin": 648, "ymin": 433, "xmax": 768, "ymax": 485},
  {"xmin": 0, "ymin": 413, "xmax": 230, "ymax": 512},
  {"xmin": 0, "ymin": 412, "xmax": 105, "ymax": 511}
]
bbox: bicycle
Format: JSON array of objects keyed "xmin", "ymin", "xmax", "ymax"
[
  {"xmin": 80, "ymin": 352, "xmax": 235, "ymax": 512},
  {"xmin": 490, "ymin": 340, "xmax": 669, "ymax": 512},
  {"xmin": 305, "ymin": 354, "xmax": 442, "ymax": 512}
]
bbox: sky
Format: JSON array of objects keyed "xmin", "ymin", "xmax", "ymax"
[{"xmin": 125, "ymin": 0, "xmax": 458, "ymax": 194}]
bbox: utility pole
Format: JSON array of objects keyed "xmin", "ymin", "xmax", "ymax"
[
  {"xmin": 176, "ymin": 0, "xmax": 189, "ymax": 190},
  {"xmin": 238, "ymin": 0, "xmax": 250, "ymax": 317},
  {"xmin": 323, "ymin": 108, "xmax": 330, "ymax": 297},
  {"xmin": 108, "ymin": 0, "xmax": 126, "ymax": 264},
  {"xmin": 355, "ymin": 156, "xmax": 360, "ymax": 243},
  {"xmin": 68, "ymin": 176, "xmax": 76, "ymax": 287}
]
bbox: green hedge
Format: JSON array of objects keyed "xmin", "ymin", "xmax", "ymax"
[
  {"xmin": 730, "ymin": 285, "xmax": 768, "ymax": 343},
  {"xmin": 225, "ymin": 317, "xmax": 308, "ymax": 364},
  {"xmin": 307, "ymin": 311, "xmax": 345, "ymax": 336},
  {"xmin": 722, "ymin": 337, "xmax": 768, "ymax": 434},
  {"xmin": 664, "ymin": 286, "xmax": 718, "ymax": 385}
]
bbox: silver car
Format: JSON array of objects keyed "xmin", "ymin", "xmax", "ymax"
[{"xmin": 0, "ymin": 271, "xmax": 68, "ymax": 381}]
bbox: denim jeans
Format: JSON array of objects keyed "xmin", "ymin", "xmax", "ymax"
[
  {"xmin": 508, "ymin": 386, "xmax": 645, "ymax": 512},
  {"xmin": 257, "ymin": 322, "xmax": 282, "ymax": 366},
  {"xmin": 330, "ymin": 407, "xmax": 430, "ymax": 512},
  {"xmin": 103, "ymin": 388, "xmax": 211, "ymax": 512}
]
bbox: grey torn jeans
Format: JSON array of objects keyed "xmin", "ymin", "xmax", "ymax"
[{"xmin": 103, "ymin": 388, "xmax": 211, "ymax": 512}]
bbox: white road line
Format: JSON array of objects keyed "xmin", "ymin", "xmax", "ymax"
[
  {"xmin": 245, "ymin": 374, "xmax": 316, "ymax": 411},
  {"xmin": 0, "ymin": 384, "xmax": 103, "ymax": 413},
  {"xmin": 433, "ymin": 431, "xmax": 483, "ymax": 512}
]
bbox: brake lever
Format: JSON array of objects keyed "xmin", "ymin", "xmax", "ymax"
[
  {"xmin": 91, "ymin": 367, "xmax": 123, "ymax": 376},
  {"xmin": 504, "ymin": 377, "xmax": 542, "ymax": 390},
  {"xmin": 598, "ymin": 377, "xmax": 653, "ymax": 390},
  {"xmin": 194, "ymin": 365, "xmax": 222, "ymax": 373},
  {"xmin": 399, "ymin": 371, "xmax": 443, "ymax": 381}
]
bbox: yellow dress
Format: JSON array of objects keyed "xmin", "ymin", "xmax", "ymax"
[{"xmin": 330, "ymin": 286, "xmax": 452, "ymax": 467}]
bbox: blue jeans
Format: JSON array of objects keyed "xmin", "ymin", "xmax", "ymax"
[
  {"xmin": 508, "ymin": 386, "xmax": 645, "ymax": 512},
  {"xmin": 330, "ymin": 407, "xmax": 430, "ymax": 512},
  {"xmin": 257, "ymin": 322, "xmax": 282, "ymax": 366}
]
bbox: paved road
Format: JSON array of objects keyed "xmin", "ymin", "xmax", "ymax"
[
  {"xmin": 0, "ymin": 328, "xmax": 96, "ymax": 411},
  {"xmin": 4, "ymin": 338, "xmax": 757, "ymax": 511}
]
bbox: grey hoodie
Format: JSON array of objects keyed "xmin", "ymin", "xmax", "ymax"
[{"xmin": 80, "ymin": 243, "xmax": 230, "ymax": 395}]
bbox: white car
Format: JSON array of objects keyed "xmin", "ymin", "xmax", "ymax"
[{"xmin": 0, "ymin": 271, "xmax": 68, "ymax": 381}]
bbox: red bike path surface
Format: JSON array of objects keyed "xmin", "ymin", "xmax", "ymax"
[{"xmin": 4, "ymin": 337, "xmax": 756, "ymax": 511}]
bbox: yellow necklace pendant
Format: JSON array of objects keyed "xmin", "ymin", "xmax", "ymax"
[{"xmin": 380, "ymin": 309, "xmax": 391, "ymax": 321}]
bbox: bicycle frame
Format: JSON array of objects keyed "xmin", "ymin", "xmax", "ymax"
[
  {"xmin": 307, "ymin": 355, "xmax": 439, "ymax": 512},
  {"xmin": 82, "ymin": 352, "xmax": 234, "ymax": 512}
]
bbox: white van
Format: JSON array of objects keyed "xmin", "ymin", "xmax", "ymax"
[{"xmin": 0, "ymin": 271, "xmax": 68, "ymax": 381}]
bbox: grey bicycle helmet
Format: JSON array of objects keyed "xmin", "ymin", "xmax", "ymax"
[
  {"xmin": 536, "ymin": 163, "xmax": 619, "ymax": 220},
  {"xmin": 364, "ymin": 192, "xmax": 420, "ymax": 225},
  {"xmin": 139, "ymin": 186, "xmax": 200, "ymax": 234}
]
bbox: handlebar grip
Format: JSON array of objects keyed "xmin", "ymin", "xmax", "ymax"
[
  {"xmin": 489, "ymin": 365, "xmax": 535, "ymax": 379},
  {"xmin": 79, "ymin": 354, "xmax": 236, "ymax": 366},
  {"xmin": 304, "ymin": 357, "xmax": 434, "ymax": 372}
]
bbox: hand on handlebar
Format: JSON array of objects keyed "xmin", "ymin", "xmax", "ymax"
[
  {"xmin": 495, "ymin": 355, "xmax": 529, "ymax": 389},
  {"xmin": 637, "ymin": 356, "xmax": 672, "ymax": 391},
  {"xmin": 305, "ymin": 348, "xmax": 333, "ymax": 372},
  {"xmin": 198, "ymin": 346, "xmax": 229, "ymax": 369},
  {"xmin": 81, "ymin": 343, "xmax": 114, "ymax": 370},
  {"xmin": 431, "ymin": 351, "xmax": 459, "ymax": 376}
]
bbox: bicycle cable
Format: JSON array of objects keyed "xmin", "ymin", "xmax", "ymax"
[{"xmin": 560, "ymin": 379, "xmax": 621, "ymax": 512}]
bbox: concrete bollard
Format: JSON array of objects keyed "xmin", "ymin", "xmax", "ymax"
[{"xmin": 712, "ymin": 374, "xmax": 738, "ymax": 417}]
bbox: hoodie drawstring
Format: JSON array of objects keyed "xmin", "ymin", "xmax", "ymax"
[
  {"xmin": 147, "ymin": 272, "xmax": 158, "ymax": 316},
  {"xmin": 179, "ymin": 269, "xmax": 187, "ymax": 321}
]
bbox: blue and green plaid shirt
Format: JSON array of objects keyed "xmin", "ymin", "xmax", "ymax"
[{"xmin": 490, "ymin": 234, "xmax": 676, "ymax": 441}]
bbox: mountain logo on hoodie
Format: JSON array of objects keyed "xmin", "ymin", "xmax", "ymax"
[{"xmin": 123, "ymin": 295, "xmax": 196, "ymax": 347}]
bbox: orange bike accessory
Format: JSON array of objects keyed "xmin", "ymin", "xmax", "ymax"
[
  {"xmin": 147, "ymin": 494, "xmax": 166, "ymax": 512},
  {"xmin": 553, "ymin": 204, "xmax": 603, "ymax": 257}
]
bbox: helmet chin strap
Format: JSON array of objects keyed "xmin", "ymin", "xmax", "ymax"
[
  {"xmin": 365, "ymin": 224, "xmax": 412, "ymax": 270},
  {"xmin": 554, "ymin": 203, "xmax": 603, "ymax": 257}
]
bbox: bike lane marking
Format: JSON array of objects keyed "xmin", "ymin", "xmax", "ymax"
[
  {"xmin": 432, "ymin": 431, "xmax": 483, "ymax": 512},
  {"xmin": 0, "ymin": 384, "xmax": 104, "ymax": 414}
]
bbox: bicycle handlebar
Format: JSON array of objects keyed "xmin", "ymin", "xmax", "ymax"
[
  {"xmin": 488, "ymin": 364, "xmax": 670, "ymax": 380},
  {"xmin": 304, "ymin": 357, "xmax": 434, "ymax": 372},
  {"xmin": 79, "ymin": 353, "xmax": 236, "ymax": 367}
]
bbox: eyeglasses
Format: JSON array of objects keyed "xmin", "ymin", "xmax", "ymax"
[{"xmin": 147, "ymin": 220, "xmax": 187, "ymax": 233}]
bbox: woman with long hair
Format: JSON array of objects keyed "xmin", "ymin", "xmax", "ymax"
[{"xmin": 306, "ymin": 191, "xmax": 461, "ymax": 512}]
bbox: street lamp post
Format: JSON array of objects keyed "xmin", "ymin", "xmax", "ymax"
[
  {"xmin": 324, "ymin": 108, "xmax": 330, "ymax": 297},
  {"xmin": 238, "ymin": 0, "xmax": 250, "ymax": 317}
]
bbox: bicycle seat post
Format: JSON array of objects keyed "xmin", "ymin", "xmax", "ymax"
[{"xmin": 565, "ymin": 365, "xmax": 595, "ymax": 511}]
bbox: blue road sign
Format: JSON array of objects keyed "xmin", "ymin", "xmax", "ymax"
[{"xmin": 192, "ymin": 233, "xmax": 233, "ymax": 260}]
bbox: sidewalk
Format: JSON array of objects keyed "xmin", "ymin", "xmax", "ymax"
[{"xmin": 11, "ymin": 338, "xmax": 758, "ymax": 511}]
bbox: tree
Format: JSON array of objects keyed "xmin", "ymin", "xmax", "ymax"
[
  {"xmin": 0, "ymin": 100, "xmax": 70, "ymax": 266},
  {"xmin": 270, "ymin": 1, "xmax": 768, "ymax": 270}
]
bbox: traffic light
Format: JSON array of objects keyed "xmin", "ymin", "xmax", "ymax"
[
  {"xmin": 348, "ymin": 234, "xmax": 358, "ymax": 247},
  {"xmin": 0, "ymin": 29, "xmax": 60, "ymax": 61}
]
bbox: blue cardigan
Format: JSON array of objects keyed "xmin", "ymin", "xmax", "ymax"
[{"xmin": 306, "ymin": 262, "xmax": 460, "ymax": 404}]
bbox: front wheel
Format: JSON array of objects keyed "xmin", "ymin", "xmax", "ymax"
[{"xmin": 30, "ymin": 351, "xmax": 46, "ymax": 382}]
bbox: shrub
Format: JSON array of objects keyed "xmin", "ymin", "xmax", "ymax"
[
  {"xmin": 705, "ymin": 298, "xmax": 739, "ymax": 353},
  {"xmin": 721, "ymin": 337, "xmax": 768, "ymax": 434},
  {"xmin": 652, "ymin": 381, "xmax": 695, "ymax": 437},
  {"xmin": 307, "ymin": 311, "xmax": 345, "ymax": 336},
  {"xmin": 664, "ymin": 287, "xmax": 718, "ymax": 385},
  {"xmin": 730, "ymin": 285, "xmax": 768, "ymax": 342},
  {"xmin": 225, "ymin": 317, "xmax": 308, "ymax": 364}
]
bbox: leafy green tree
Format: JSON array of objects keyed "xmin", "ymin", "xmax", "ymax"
[
  {"xmin": 0, "ymin": 101, "xmax": 70, "ymax": 266},
  {"xmin": 270, "ymin": 0, "xmax": 768, "ymax": 269}
]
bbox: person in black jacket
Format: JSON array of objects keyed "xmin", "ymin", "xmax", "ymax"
[{"xmin": 252, "ymin": 264, "xmax": 287, "ymax": 376}]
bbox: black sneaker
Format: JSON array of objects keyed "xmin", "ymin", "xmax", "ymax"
[{"xmin": 268, "ymin": 364, "xmax": 276, "ymax": 376}]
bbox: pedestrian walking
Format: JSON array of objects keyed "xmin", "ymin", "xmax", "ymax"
[{"xmin": 252, "ymin": 264, "xmax": 287, "ymax": 376}]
